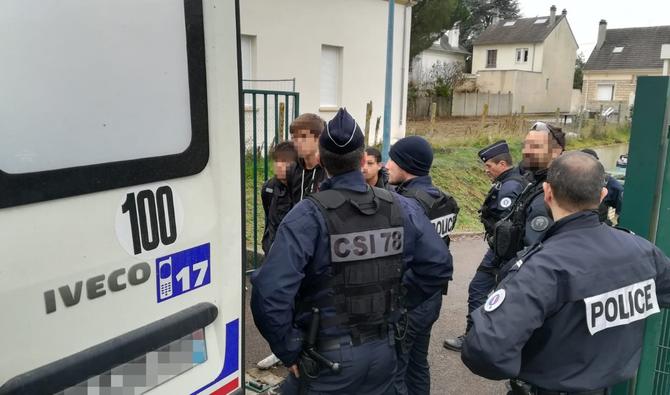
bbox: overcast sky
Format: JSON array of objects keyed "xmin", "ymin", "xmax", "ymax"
[{"xmin": 517, "ymin": 0, "xmax": 670, "ymax": 58}]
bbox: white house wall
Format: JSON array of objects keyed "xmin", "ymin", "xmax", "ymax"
[
  {"xmin": 240, "ymin": 0, "xmax": 411, "ymax": 145},
  {"xmin": 411, "ymin": 49, "xmax": 466, "ymax": 83},
  {"xmin": 472, "ymin": 43, "xmax": 543, "ymax": 74},
  {"xmin": 540, "ymin": 18, "xmax": 577, "ymax": 113},
  {"xmin": 471, "ymin": 18, "xmax": 577, "ymax": 113}
]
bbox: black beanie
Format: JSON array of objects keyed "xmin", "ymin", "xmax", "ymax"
[{"xmin": 389, "ymin": 136, "xmax": 433, "ymax": 176}]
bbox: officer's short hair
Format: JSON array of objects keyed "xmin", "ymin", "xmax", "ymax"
[
  {"xmin": 320, "ymin": 145, "xmax": 365, "ymax": 176},
  {"xmin": 531, "ymin": 122, "xmax": 566, "ymax": 151},
  {"xmin": 489, "ymin": 152, "xmax": 513, "ymax": 166},
  {"xmin": 290, "ymin": 113, "xmax": 326, "ymax": 137},
  {"xmin": 547, "ymin": 152, "xmax": 605, "ymax": 211},
  {"xmin": 365, "ymin": 147, "xmax": 382, "ymax": 163},
  {"xmin": 271, "ymin": 141, "xmax": 297, "ymax": 162}
]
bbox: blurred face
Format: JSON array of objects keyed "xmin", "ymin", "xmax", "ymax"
[
  {"xmin": 273, "ymin": 160, "xmax": 291, "ymax": 183},
  {"xmin": 522, "ymin": 131, "xmax": 561, "ymax": 172},
  {"xmin": 386, "ymin": 159, "xmax": 410, "ymax": 185},
  {"xmin": 292, "ymin": 129, "xmax": 319, "ymax": 158},
  {"xmin": 484, "ymin": 159, "xmax": 508, "ymax": 181},
  {"xmin": 362, "ymin": 153, "xmax": 382, "ymax": 182}
]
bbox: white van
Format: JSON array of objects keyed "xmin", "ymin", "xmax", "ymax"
[{"xmin": 0, "ymin": 1, "xmax": 244, "ymax": 394}]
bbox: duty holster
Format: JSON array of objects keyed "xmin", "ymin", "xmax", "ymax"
[
  {"xmin": 492, "ymin": 218, "xmax": 523, "ymax": 261},
  {"xmin": 298, "ymin": 308, "xmax": 342, "ymax": 394}
]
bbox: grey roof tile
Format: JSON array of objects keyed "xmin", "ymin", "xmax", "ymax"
[
  {"xmin": 473, "ymin": 15, "xmax": 564, "ymax": 45},
  {"xmin": 585, "ymin": 25, "xmax": 670, "ymax": 70}
]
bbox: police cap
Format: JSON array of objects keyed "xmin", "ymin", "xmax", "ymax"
[
  {"xmin": 319, "ymin": 108, "xmax": 364, "ymax": 154},
  {"xmin": 478, "ymin": 140, "xmax": 510, "ymax": 162}
]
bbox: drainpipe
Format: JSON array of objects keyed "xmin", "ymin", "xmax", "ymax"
[
  {"xmin": 382, "ymin": 0, "xmax": 395, "ymax": 163},
  {"xmin": 398, "ymin": 3, "xmax": 409, "ymax": 128}
]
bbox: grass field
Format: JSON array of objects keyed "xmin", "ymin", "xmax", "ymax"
[{"xmin": 244, "ymin": 117, "xmax": 630, "ymax": 253}]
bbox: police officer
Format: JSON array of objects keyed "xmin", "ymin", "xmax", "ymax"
[
  {"xmin": 250, "ymin": 108, "xmax": 452, "ymax": 395},
  {"xmin": 491, "ymin": 122, "xmax": 565, "ymax": 271},
  {"xmin": 444, "ymin": 140, "xmax": 526, "ymax": 352},
  {"xmin": 581, "ymin": 148, "xmax": 624, "ymax": 225},
  {"xmin": 386, "ymin": 136, "xmax": 459, "ymax": 395},
  {"xmin": 462, "ymin": 151, "xmax": 670, "ymax": 394}
]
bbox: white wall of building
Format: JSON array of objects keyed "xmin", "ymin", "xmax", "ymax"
[
  {"xmin": 411, "ymin": 49, "xmax": 466, "ymax": 83},
  {"xmin": 472, "ymin": 43, "xmax": 543, "ymax": 74},
  {"xmin": 240, "ymin": 0, "xmax": 411, "ymax": 143},
  {"xmin": 471, "ymin": 18, "xmax": 577, "ymax": 113}
]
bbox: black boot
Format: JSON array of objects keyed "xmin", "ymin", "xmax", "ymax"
[{"xmin": 443, "ymin": 334, "xmax": 465, "ymax": 352}]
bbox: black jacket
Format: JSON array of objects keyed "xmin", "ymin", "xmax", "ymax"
[
  {"xmin": 261, "ymin": 177, "xmax": 292, "ymax": 254},
  {"xmin": 286, "ymin": 159, "xmax": 327, "ymax": 205},
  {"xmin": 464, "ymin": 211, "xmax": 670, "ymax": 391}
]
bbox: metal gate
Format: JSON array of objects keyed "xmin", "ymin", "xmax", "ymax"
[
  {"xmin": 613, "ymin": 76, "xmax": 670, "ymax": 394},
  {"xmin": 242, "ymin": 89, "xmax": 300, "ymax": 271}
]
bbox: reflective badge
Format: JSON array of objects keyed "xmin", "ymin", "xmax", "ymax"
[
  {"xmin": 484, "ymin": 289, "xmax": 506, "ymax": 312},
  {"xmin": 530, "ymin": 216, "xmax": 550, "ymax": 232},
  {"xmin": 330, "ymin": 227, "xmax": 404, "ymax": 262},
  {"xmin": 500, "ymin": 197, "xmax": 512, "ymax": 208},
  {"xmin": 431, "ymin": 213, "xmax": 457, "ymax": 238},
  {"xmin": 584, "ymin": 278, "xmax": 660, "ymax": 335}
]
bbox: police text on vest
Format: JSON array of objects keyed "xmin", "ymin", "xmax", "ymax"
[
  {"xmin": 330, "ymin": 227, "xmax": 404, "ymax": 262},
  {"xmin": 431, "ymin": 214, "xmax": 456, "ymax": 238},
  {"xmin": 584, "ymin": 278, "xmax": 660, "ymax": 335}
]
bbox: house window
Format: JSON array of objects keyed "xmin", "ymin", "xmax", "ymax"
[
  {"xmin": 597, "ymin": 84, "xmax": 615, "ymax": 101},
  {"xmin": 516, "ymin": 48, "xmax": 529, "ymax": 63},
  {"xmin": 240, "ymin": 35, "xmax": 255, "ymax": 105},
  {"xmin": 320, "ymin": 45, "xmax": 342, "ymax": 107},
  {"xmin": 486, "ymin": 49, "xmax": 497, "ymax": 68},
  {"xmin": 613, "ymin": 47, "xmax": 624, "ymax": 53},
  {"xmin": 504, "ymin": 21, "xmax": 516, "ymax": 26},
  {"xmin": 534, "ymin": 18, "xmax": 547, "ymax": 24}
]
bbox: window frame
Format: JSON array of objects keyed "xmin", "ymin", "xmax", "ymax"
[
  {"xmin": 486, "ymin": 49, "xmax": 497, "ymax": 68},
  {"xmin": 597, "ymin": 84, "xmax": 615, "ymax": 101},
  {"xmin": 0, "ymin": 0, "xmax": 210, "ymax": 209},
  {"xmin": 320, "ymin": 44, "xmax": 343, "ymax": 109},
  {"xmin": 515, "ymin": 48, "xmax": 529, "ymax": 64}
]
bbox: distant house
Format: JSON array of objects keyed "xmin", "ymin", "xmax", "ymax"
[
  {"xmin": 410, "ymin": 24, "xmax": 470, "ymax": 84},
  {"xmin": 240, "ymin": 0, "xmax": 414, "ymax": 144},
  {"xmin": 583, "ymin": 21, "xmax": 670, "ymax": 114},
  {"xmin": 470, "ymin": 5, "xmax": 578, "ymax": 114}
]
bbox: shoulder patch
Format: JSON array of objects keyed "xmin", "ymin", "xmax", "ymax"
[
  {"xmin": 500, "ymin": 197, "xmax": 512, "ymax": 208},
  {"xmin": 484, "ymin": 289, "xmax": 506, "ymax": 312},
  {"xmin": 530, "ymin": 216, "xmax": 550, "ymax": 232},
  {"xmin": 265, "ymin": 187, "xmax": 274, "ymax": 193}
]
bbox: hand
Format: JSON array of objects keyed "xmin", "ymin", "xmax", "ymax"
[{"xmin": 288, "ymin": 364, "xmax": 300, "ymax": 378}]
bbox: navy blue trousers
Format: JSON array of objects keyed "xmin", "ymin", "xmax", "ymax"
[
  {"xmin": 395, "ymin": 291, "xmax": 442, "ymax": 395},
  {"xmin": 466, "ymin": 248, "xmax": 498, "ymax": 332},
  {"xmin": 281, "ymin": 338, "xmax": 397, "ymax": 395}
]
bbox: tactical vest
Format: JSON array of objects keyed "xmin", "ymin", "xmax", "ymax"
[
  {"xmin": 480, "ymin": 174, "xmax": 527, "ymax": 236},
  {"xmin": 303, "ymin": 187, "xmax": 405, "ymax": 341},
  {"xmin": 397, "ymin": 187, "xmax": 459, "ymax": 247},
  {"xmin": 492, "ymin": 182, "xmax": 544, "ymax": 261}
]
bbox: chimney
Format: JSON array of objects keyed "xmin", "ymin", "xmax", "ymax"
[
  {"xmin": 597, "ymin": 20, "xmax": 607, "ymax": 49},
  {"xmin": 449, "ymin": 22, "xmax": 461, "ymax": 48},
  {"xmin": 562, "ymin": 9, "xmax": 567, "ymax": 17},
  {"xmin": 491, "ymin": 14, "xmax": 500, "ymax": 25},
  {"xmin": 549, "ymin": 5, "xmax": 557, "ymax": 24}
]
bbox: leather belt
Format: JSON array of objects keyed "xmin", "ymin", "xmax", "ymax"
[{"xmin": 317, "ymin": 330, "xmax": 388, "ymax": 351}]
